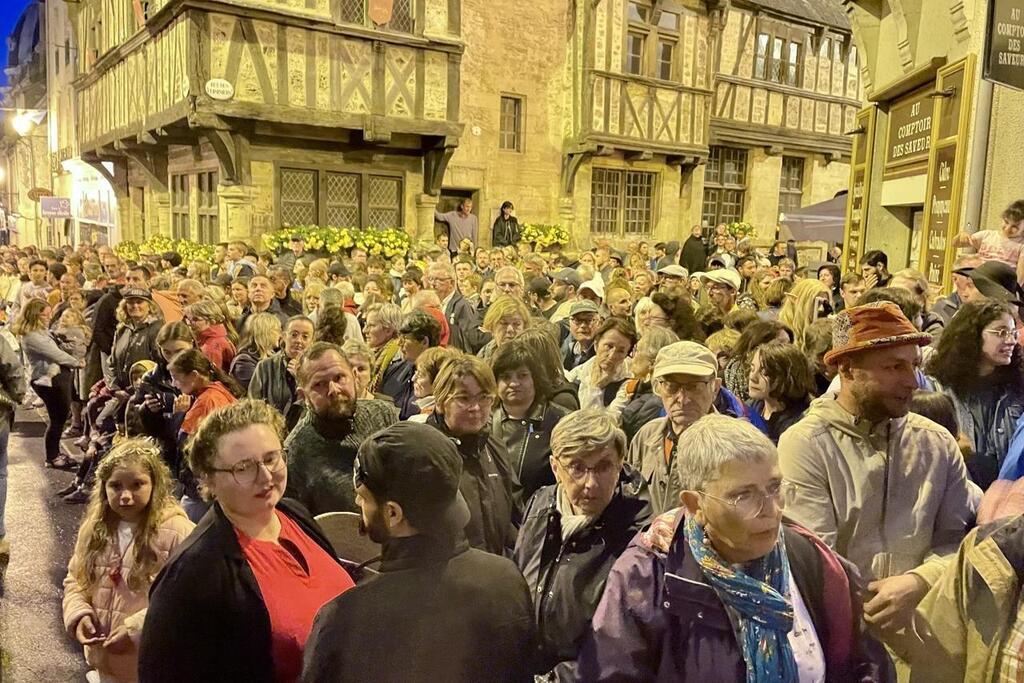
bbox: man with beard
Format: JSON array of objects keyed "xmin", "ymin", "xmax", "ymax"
[
  {"xmin": 284, "ymin": 342, "xmax": 399, "ymax": 516},
  {"xmin": 303, "ymin": 422, "xmax": 535, "ymax": 683},
  {"xmin": 248, "ymin": 316, "xmax": 315, "ymax": 430},
  {"xmin": 780, "ymin": 302, "xmax": 973, "ymax": 637},
  {"xmin": 547, "ymin": 267, "xmax": 582, "ymax": 323}
]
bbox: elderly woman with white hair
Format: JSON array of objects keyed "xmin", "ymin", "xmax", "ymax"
[
  {"xmin": 579, "ymin": 414, "xmax": 891, "ymax": 681},
  {"xmin": 513, "ymin": 409, "xmax": 651, "ymax": 679}
]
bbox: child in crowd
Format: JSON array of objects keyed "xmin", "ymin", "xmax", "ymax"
[
  {"xmin": 954, "ymin": 198, "xmax": 1024, "ymax": 282},
  {"xmin": 62, "ymin": 439, "xmax": 194, "ymax": 683}
]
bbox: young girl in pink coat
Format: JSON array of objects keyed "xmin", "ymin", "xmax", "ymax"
[{"xmin": 62, "ymin": 438, "xmax": 195, "ymax": 683}]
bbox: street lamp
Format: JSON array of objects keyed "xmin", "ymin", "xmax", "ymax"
[{"xmin": 11, "ymin": 113, "xmax": 34, "ymax": 137}]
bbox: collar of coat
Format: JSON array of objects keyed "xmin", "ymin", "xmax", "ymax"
[{"xmin": 379, "ymin": 532, "xmax": 471, "ymax": 572}]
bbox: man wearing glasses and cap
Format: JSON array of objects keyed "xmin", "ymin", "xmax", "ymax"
[{"xmin": 303, "ymin": 422, "xmax": 535, "ymax": 683}]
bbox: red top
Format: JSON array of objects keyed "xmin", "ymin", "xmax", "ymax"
[
  {"xmin": 181, "ymin": 381, "xmax": 237, "ymax": 435},
  {"xmin": 236, "ymin": 510, "xmax": 355, "ymax": 682}
]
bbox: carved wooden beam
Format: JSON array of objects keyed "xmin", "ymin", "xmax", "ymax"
[
  {"xmin": 624, "ymin": 150, "xmax": 654, "ymax": 161},
  {"xmin": 423, "ymin": 136, "xmax": 459, "ymax": 196},
  {"xmin": 115, "ymin": 141, "xmax": 168, "ymax": 193},
  {"xmin": 82, "ymin": 158, "xmax": 129, "ymax": 202},
  {"xmin": 560, "ymin": 151, "xmax": 591, "ymax": 196},
  {"xmin": 202, "ymin": 128, "xmax": 250, "ymax": 186}
]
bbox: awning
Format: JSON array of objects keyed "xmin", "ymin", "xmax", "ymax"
[{"xmin": 779, "ymin": 194, "xmax": 847, "ymax": 244}]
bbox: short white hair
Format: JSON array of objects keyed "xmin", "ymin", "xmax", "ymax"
[
  {"xmin": 676, "ymin": 415, "xmax": 776, "ymax": 491},
  {"xmin": 634, "ymin": 296, "xmax": 655, "ymax": 329},
  {"xmin": 494, "ymin": 266, "xmax": 524, "ymax": 286},
  {"xmin": 333, "ymin": 281, "xmax": 356, "ymax": 301},
  {"xmin": 551, "ymin": 409, "xmax": 626, "ymax": 462}
]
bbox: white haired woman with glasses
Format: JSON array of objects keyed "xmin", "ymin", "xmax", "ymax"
[
  {"xmin": 513, "ymin": 409, "xmax": 651, "ymax": 679},
  {"xmin": 579, "ymin": 414, "xmax": 891, "ymax": 681},
  {"xmin": 139, "ymin": 400, "xmax": 355, "ymax": 683}
]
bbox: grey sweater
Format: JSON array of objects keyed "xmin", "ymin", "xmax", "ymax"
[{"xmin": 21, "ymin": 329, "xmax": 79, "ymax": 386}]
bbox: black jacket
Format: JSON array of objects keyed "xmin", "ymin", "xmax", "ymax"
[
  {"xmin": 680, "ymin": 235, "xmax": 708, "ymax": 275},
  {"xmin": 444, "ymin": 290, "xmax": 488, "ymax": 354},
  {"xmin": 427, "ymin": 412, "xmax": 521, "ymax": 555},
  {"xmin": 492, "ymin": 215, "xmax": 521, "ymax": 247},
  {"xmin": 111, "ymin": 319, "xmax": 162, "ymax": 391},
  {"xmin": 229, "ymin": 344, "xmax": 262, "ymax": 392},
  {"xmin": 139, "ymin": 499, "xmax": 341, "ymax": 683},
  {"xmin": 378, "ymin": 356, "xmax": 416, "ymax": 420},
  {"xmin": 491, "ymin": 401, "xmax": 571, "ymax": 502},
  {"xmin": 131, "ymin": 363, "xmax": 184, "ymax": 472},
  {"xmin": 237, "ymin": 298, "xmax": 290, "ymax": 333},
  {"xmin": 513, "ymin": 470, "xmax": 652, "ymax": 678},
  {"xmin": 303, "ymin": 533, "xmax": 536, "ymax": 683},
  {"xmin": 88, "ymin": 285, "xmax": 123, "ymax": 354}
]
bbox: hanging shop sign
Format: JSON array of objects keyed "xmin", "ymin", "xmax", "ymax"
[
  {"xmin": 883, "ymin": 87, "xmax": 933, "ymax": 178},
  {"xmin": 985, "ymin": 0, "xmax": 1024, "ymax": 90},
  {"xmin": 842, "ymin": 106, "xmax": 876, "ymax": 275},
  {"xmin": 919, "ymin": 55, "xmax": 976, "ymax": 293}
]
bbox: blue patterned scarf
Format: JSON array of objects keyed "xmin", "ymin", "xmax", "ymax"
[{"xmin": 685, "ymin": 515, "xmax": 798, "ymax": 683}]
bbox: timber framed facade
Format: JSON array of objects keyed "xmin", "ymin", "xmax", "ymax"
[
  {"xmin": 66, "ymin": 0, "xmax": 465, "ymax": 244},
  {"xmin": 16, "ymin": 0, "xmax": 863, "ymax": 249}
]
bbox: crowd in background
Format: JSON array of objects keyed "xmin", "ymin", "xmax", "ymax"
[{"xmin": 1, "ymin": 198, "xmax": 1024, "ymax": 681}]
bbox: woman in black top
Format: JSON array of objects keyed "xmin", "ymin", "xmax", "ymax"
[{"xmin": 747, "ymin": 341, "xmax": 813, "ymax": 443}]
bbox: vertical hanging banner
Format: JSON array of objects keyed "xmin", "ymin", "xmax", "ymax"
[
  {"xmin": 843, "ymin": 106, "xmax": 876, "ymax": 275},
  {"xmin": 985, "ymin": 0, "xmax": 1024, "ymax": 90},
  {"xmin": 368, "ymin": 0, "xmax": 395, "ymax": 25},
  {"xmin": 920, "ymin": 54, "xmax": 976, "ymax": 293}
]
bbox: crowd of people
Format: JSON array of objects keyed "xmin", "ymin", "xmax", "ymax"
[{"xmin": 2, "ymin": 201, "xmax": 1024, "ymax": 681}]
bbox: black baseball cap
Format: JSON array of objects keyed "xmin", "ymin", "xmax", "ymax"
[
  {"xmin": 528, "ymin": 276, "xmax": 552, "ymax": 297},
  {"xmin": 353, "ymin": 423, "xmax": 471, "ymax": 535},
  {"xmin": 328, "ymin": 262, "xmax": 351, "ymax": 278}
]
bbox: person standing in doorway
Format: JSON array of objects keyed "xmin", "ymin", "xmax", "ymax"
[{"xmin": 435, "ymin": 199, "xmax": 479, "ymax": 256}]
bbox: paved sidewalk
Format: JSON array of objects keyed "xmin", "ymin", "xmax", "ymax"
[{"xmin": 0, "ymin": 410, "xmax": 88, "ymax": 682}]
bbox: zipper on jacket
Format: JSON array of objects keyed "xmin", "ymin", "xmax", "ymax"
[{"xmin": 517, "ymin": 422, "xmax": 535, "ymax": 481}]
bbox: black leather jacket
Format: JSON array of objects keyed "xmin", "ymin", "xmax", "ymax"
[
  {"xmin": 512, "ymin": 469, "xmax": 652, "ymax": 679},
  {"xmin": 490, "ymin": 400, "xmax": 571, "ymax": 502}
]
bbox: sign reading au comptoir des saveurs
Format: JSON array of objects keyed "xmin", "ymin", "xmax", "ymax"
[{"xmin": 986, "ymin": 0, "xmax": 1024, "ymax": 90}]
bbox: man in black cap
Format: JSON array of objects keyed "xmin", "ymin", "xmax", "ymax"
[
  {"xmin": 964, "ymin": 260, "xmax": 1024, "ymax": 322},
  {"xmin": 303, "ymin": 422, "xmax": 536, "ymax": 683},
  {"xmin": 655, "ymin": 241, "xmax": 680, "ymax": 270},
  {"xmin": 327, "ymin": 261, "xmax": 351, "ymax": 286},
  {"xmin": 275, "ymin": 234, "xmax": 312, "ymax": 271},
  {"xmin": 528, "ymin": 276, "xmax": 558, "ymax": 320},
  {"xmin": 933, "ymin": 256, "xmax": 982, "ymax": 325}
]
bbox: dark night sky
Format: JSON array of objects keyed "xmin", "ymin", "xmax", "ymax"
[{"xmin": 0, "ymin": 0, "xmax": 35, "ymax": 86}]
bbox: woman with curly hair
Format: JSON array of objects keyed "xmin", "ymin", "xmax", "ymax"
[
  {"xmin": 926, "ymin": 299, "xmax": 1024, "ymax": 489},
  {"xmin": 779, "ymin": 278, "xmax": 831, "ymax": 353}
]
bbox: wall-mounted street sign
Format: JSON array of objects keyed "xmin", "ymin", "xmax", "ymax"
[
  {"xmin": 40, "ymin": 197, "xmax": 72, "ymax": 219},
  {"xmin": 986, "ymin": 0, "xmax": 1024, "ymax": 90},
  {"xmin": 204, "ymin": 78, "xmax": 235, "ymax": 101}
]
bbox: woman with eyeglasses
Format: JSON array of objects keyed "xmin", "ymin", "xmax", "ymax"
[
  {"xmin": 926, "ymin": 299, "xmax": 1024, "ymax": 489},
  {"xmin": 565, "ymin": 317, "xmax": 638, "ymax": 413},
  {"xmin": 139, "ymin": 399, "xmax": 355, "ymax": 683},
  {"xmin": 580, "ymin": 415, "xmax": 890, "ymax": 681},
  {"xmin": 426, "ymin": 354, "xmax": 519, "ymax": 555},
  {"xmin": 512, "ymin": 410, "xmax": 651, "ymax": 679}
]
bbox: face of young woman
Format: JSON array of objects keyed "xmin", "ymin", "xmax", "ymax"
[
  {"xmin": 981, "ymin": 313, "xmax": 1018, "ymax": 367},
  {"xmin": 595, "ymin": 329, "xmax": 632, "ymax": 374},
  {"xmin": 205, "ymin": 424, "xmax": 287, "ymax": 519},
  {"xmin": 105, "ymin": 464, "xmax": 154, "ymax": 525},
  {"xmin": 747, "ymin": 350, "xmax": 770, "ymax": 402},
  {"xmin": 160, "ymin": 340, "xmax": 192, "ymax": 364},
  {"xmin": 497, "ymin": 366, "xmax": 536, "ymax": 410}
]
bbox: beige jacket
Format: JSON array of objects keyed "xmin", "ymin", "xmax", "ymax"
[
  {"xmin": 778, "ymin": 397, "xmax": 973, "ymax": 587},
  {"xmin": 62, "ymin": 506, "xmax": 194, "ymax": 682},
  {"xmin": 627, "ymin": 417, "xmax": 682, "ymax": 516}
]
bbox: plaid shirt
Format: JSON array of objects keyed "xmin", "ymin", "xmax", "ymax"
[{"xmin": 1000, "ymin": 592, "xmax": 1024, "ymax": 682}]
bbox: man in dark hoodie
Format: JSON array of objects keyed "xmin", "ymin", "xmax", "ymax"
[
  {"xmin": 303, "ymin": 422, "xmax": 536, "ymax": 683},
  {"xmin": 680, "ymin": 225, "xmax": 707, "ymax": 275}
]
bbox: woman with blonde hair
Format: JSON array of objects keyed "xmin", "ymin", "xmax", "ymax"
[
  {"xmin": 478, "ymin": 295, "xmax": 533, "ymax": 361},
  {"xmin": 187, "ymin": 260, "xmax": 211, "ymax": 284},
  {"xmin": 305, "ymin": 258, "xmax": 330, "ymax": 287},
  {"xmin": 779, "ymin": 278, "xmax": 831, "ymax": 352},
  {"xmin": 229, "ymin": 312, "xmax": 282, "ymax": 391},
  {"xmin": 302, "ymin": 281, "xmax": 326, "ymax": 317},
  {"xmin": 62, "ymin": 439, "xmax": 194, "ymax": 682}
]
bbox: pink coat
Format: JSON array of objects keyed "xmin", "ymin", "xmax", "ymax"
[{"xmin": 62, "ymin": 506, "xmax": 194, "ymax": 682}]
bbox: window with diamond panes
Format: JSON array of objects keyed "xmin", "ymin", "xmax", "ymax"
[
  {"xmin": 339, "ymin": 0, "xmax": 363, "ymax": 23},
  {"xmin": 388, "ymin": 0, "xmax": 414, "ymax": 33},
  {"xmin": 325, "ymin": 172, "xmax": 360, "ymax": 226},
  {"xmin": 197, "ymin": 171, "xmax": 219, "ymax": 244},
  {"xmin": 499, "ymin": 96, "xmax": 523, "ymax": 152},
  {"xmin": 591, "ymin": 168, "xmax": 622, "ymax": 235},
  {"xmin": 170, "ymin": 174, "xmax": 190, "ymax": 240},
  {"xmin": 367, "ymin": 175, "xmax": 402, "ymax": 228},
  {"xmin": 702, "ymin": 146, "xmax": 748, "ymax": 226},
  {"xmin": 778, "ymin": 156, "xmax": 804, "ymax": 216},
  {"xmin": 280, "ymin": 168, "xmax": 317, "ymax": 226}
]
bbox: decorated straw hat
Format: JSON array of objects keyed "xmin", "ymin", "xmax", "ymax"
[{"xmin": 823, "ymin": 301, "xmax": 931, "ymax": 366}]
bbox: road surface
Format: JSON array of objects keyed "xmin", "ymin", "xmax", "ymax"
[{"xmin": 0, "ymin": 409, "xmax": 88, "ymax": 682}]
